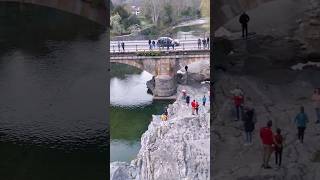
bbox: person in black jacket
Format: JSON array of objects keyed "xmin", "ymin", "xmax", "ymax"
[
  {"xmin": 239, "ymin": 12, "xmax": 250, "ymax": 39},
  {"xmin": 243, "ymin": 107, "xmax": 256, "ymax": 145}
]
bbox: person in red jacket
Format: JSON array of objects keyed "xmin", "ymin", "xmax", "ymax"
[
  {"xmin": 260, "ymin": 120, "xmax": 274, "ymax": 169},
  {"xmin": 191, "ymin": 100, "xmax": 196, "ymax": 115},
  {"xmin": 195, "ymin": 101, "xmax": 199, "ymax": 115},
  {"xmin": 231, "ymin": 85, "xmax": 244, "ymax": 121}
]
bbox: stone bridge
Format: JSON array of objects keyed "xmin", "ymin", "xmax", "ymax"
[
  {"xmin": 110, "ymin": 50, "xmax": 210, "ymax": 98},
  {"xmin": 0, "ymin": 0, "xmax": 106, "ymax": 26},
  {"xmin": 213, "ymin": 0, "xmax": 279, "ymax": 30}
]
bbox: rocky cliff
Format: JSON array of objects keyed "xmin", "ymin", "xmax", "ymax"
[{"xmin": 111, "ymin": 84, "xmax": 210, "ymax": 180}]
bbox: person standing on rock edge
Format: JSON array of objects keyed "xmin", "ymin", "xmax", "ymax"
[
  {"xmin": 182, "ymin": 90, "xmax": 187, "ymax": 100},
  {"xmin": 260, "ymin": 120, "xmax": 274, "ymax": 169},
  {"xmin": 239, "ymin": 12, "xmax": 250, "ymax": 39},
  {"xmin": 191, "ymin": 100, "xmax": 196, "ymax": 115},
  {"xmin": 311, "ymin": 88, "xmax": 320, "ymax": 123},
  {"xmin": 274, "ymin": 128, "xmax": 284, "ymax": 167},
  {"xmin": 230, "ymin": 85, "xmax": 245, "ymax": 121},
  {"xmin": 294, "ymin": 106, "xmax": 309, "ymax": 143},
  {"xmin": 243, "ymin": 107, "xmax": 256, "ymax": 145},
  {"xmin": 202, "ymin": 95, "xmax": 207, "ymax": 106},
  {"xmin": 195, "ymin": 101, "xmax": 199, "ymax": 115},
  {"xmin": 186, "ymin": 95, "xmax": 190, "ymax": 106}
]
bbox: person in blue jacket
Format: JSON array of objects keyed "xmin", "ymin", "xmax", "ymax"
[
  {"xmin": 202, "ymin": 95, "xmax": 207, "ymax": 106},
  {"xmin": 294, "ymin": 106, "xmax": 309, "ymax": 143}
]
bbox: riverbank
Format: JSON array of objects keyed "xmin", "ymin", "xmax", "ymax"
[{"xmin": 110, "ymin": 83, "xmax": 210, "ymax": 179}]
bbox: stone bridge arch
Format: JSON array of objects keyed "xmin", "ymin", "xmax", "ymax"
[
  {"xmin": 0, "ymin": 0, "xmax": 106, "ymax": 26},
  {"xmin": 213, "ymin": 0, "xmax": 279, "ymax": 30},
  {"xmin": 110, "ymin": 60, "xmax": 157, "ymax": 76}
]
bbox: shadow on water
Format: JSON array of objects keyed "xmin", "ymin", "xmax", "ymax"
[{"xmin": 0, "ymin": 2, "xmax": 107, "ymax": 180}]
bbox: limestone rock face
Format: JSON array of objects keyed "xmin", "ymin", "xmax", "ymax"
[
  {"xmin": 178, "ymin": 60, "xmax": 210, "ymax": 83},
  {"xmin": 111, "ymin": 85, "xmax": 210, "ymax": 180},
  {"xmin": 154, "ymin": 75, "xmax": 176, "ymax": 97},
  {"xmin": 213, "ymin": 71, "xmax": 320, "ymax": 180}
]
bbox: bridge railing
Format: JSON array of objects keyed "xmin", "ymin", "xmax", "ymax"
[
  {"xmin": 110, "ymin": 49, "xmax": 210, "ymax": 58},
  {"xmin": 110, "ymin": 42, "xmax": 210, "ymax": 53},
  {"xmin": 111, "ymin": 32, "xmax": 210, "ymax": 41}
]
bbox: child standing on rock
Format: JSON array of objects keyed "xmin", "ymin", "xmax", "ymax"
[{"xmin": 274, "ymin": 128, "xmax": 284, "ymax": 167}]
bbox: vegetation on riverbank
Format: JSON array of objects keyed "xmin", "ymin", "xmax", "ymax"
[{"xmin": 110, "ymin": 0, "xmax": 209, "ymax": 37}]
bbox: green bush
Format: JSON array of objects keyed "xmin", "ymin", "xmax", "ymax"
[{"xmin": 136, "ymin": 51, "xmax": 162, "ymax": 56}]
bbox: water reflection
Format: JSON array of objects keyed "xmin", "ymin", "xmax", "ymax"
[{"xmin": 110, "ymin": 71, "xmax": 153, "ymax": 107}]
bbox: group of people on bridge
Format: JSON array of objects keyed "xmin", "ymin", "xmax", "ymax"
[
  {"xmin": 229, "ymin": 85, "xmax": 320, "ymax": 169},
  {"xmin": 197, "ymin": 37, "xmax": 210, "ymax": 49},
  {"xmin": 117, "ymin": 41, "xmax": 125, "ymax": 52}
]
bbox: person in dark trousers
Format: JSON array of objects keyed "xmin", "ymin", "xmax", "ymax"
[
  {"xmin": 148, "ymin": 39, "xmax": 152, "ymax": 49},
  {"xmin": 172, "ymin": 43, "xmax": 175, "ymax": 50},
  {"xmin": 260, "ymin": 120, "xmax": 274, "ymax": 169},
  {"xmin": 121, "ymin": 42, "xmax": 125, "ymax": 52},
  {"xmin": 195, "ymin": 101, "xmax": 199, "ymax": 115},
  {"xmin": 152, "ymin": 40, "xmax": 156, "ymax": 48},
  {"xmin": 118, "ymin": 41, "xmax": 121, "ymax": 52},
  {"xmin": 239, "ymin": 12, "xmax": 250, "ymax": 39},
  {"xmin": 202, "ymin": 39, "xmax": 206, "ymax": 49},
  {"xmin": 198, "ymin": 39, "xmax": 201, "ymax": 49},
  {"xmin": 207, "ymin": 37, "xmax": 210, "ymax": 49},
  {"xmin": 243, "ymin": 107, "xmax": 256, "ymax": 145},
  {"xmin": 185, "ymin": 65, "xmax": 188, "ymax": 72},
  {"xmin": 294, "ymin": 106, "xmax": 309, "ymax": 143},
  {"xmin": 202, "ymin": 95, "xmax": 207, "ymax": 106},
  {"xmin": 231, "ymin": 85, "xmax": 244, "ymax": 121},
  {"xmin": 186, "ymin": 95, "xmax": 190, "ymax": 106},
  {"xmin": 274, "ymin": 128, "xmax": 284, "ymax": 167}
]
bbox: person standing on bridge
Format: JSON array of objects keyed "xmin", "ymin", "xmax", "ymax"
[
  {"xmin": 239, "ymin": 12, "xmax": 250, "ymax": 39},
  {"xmin": 202, "ymin": 39, "xmax": 207, "ymax": 49},
  {"xmin": 198, "ymin": 39, "xmax": 201, "ymax": 49},
  {"xmin": 152, "ymin": 40, "xmax": 156, "ymax": 49},
  {"xmin": 121, "ymin": 42, "xmax": 125, "ymax": 52},
  {"xmin": 207, "ymin": 37, "xmax": 210, "ymax": 49},
  {"xmin": 118, "ymin": 41, "xmax": 121, "ymax": 52},
  {"xmin": 148, "ymin": 39, "xmax": 152, "ymax": 50}
]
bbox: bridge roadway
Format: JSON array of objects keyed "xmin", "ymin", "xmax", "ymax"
[{"xmin": 110, "ymin": 39, "xmax": 210, "ymax": 53}]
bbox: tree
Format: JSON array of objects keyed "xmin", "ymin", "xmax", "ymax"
[
  {"xmin": 143, "ymin": 0, "xmax": 161, "ymax": 24},
  {"xmin": 163, "ymin": 3, "xmax": 173, "ymax": 25},
  {"xmin": 200, "ymin": 0, "xmax": 210, "ymax": 18},
  {"xmin": 110, "ymin": 13, "xmax": 124, "ymax": 34}
]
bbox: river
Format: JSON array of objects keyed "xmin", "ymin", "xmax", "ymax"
[
  {"xmin": 0, "ymin": 3, "xmax": 107, "ymax": 180},
  {"xmin": 109, "ymin": 64, "xmax": 171, "ymax": 162}
]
